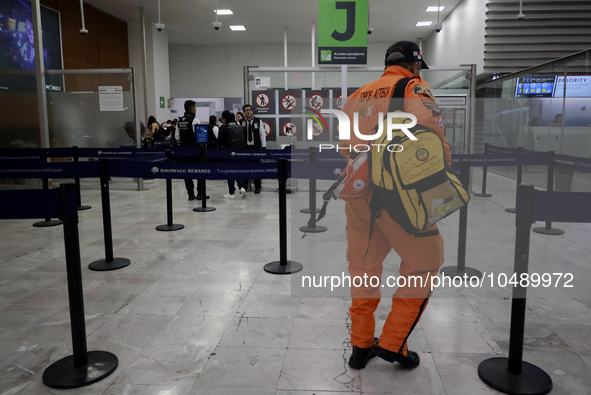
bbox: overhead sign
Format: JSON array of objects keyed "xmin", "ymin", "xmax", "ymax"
[
  {"xmin": 318, "ymin": 0, "xmax": 368, "ymax": 65},
  {"xmin": 554, "ymin": 75, "xmax": 591, "ymax": 98}
]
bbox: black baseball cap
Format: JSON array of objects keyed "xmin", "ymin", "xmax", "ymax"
[{"xmin": 385, "ymin": 41, "xmax": 429, "ymax": 69}]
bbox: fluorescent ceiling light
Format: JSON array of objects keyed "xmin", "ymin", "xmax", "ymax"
[
  {"xmin": 230, "ymin": 25, "xmax": 246, "ymax": 31},
  {"xmin": 416, "ymin": 21, "xmax": 433, "ymax": 26},
  {"xmin": 215, "ymin": 9, "xmax": 233, "ymax": 15},
  {"xmin": 426, "ymin": 6, "xmax": 445, "ymax": 12}
]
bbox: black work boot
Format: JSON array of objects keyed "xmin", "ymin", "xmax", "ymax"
[
  {"xmin": 373, "ymin": 346, "xmax": 420, "ymax": 369},
  {"xmin": 348, "ymin": 337, "xmax": 379, "ymax": 370}
]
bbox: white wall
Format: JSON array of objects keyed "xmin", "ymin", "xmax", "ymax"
[
  {"xmin": 422, "ymin": 0, "xmax": 487, "ymax": 73},
  {"xmin": 169, "ymin": 42, "xmax": 397, "ymax": 99},
  {"xmin": 146, "ymin": 24, "xmax": 171, "ymax": 122}
]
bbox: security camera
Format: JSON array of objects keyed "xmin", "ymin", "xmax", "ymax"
[
  {"xmin": 517, "ymin": 13, "xmax": 525, "ymax": 21},
  {"xmin": 155, "ymin": 23, "xmax": 165, "ymax": 32},
  {"xmin": 367, "ymin": 27, "xmax": 374, "ymax": 34},
  {"xmin": 212, "ymin": 21, "xmax": 221, "ymax": 30},
  {"xmin": 79, "ymin": 28, "xmax": 88, "ymax": 35},
  {"xmin": 434, "ymin": 23, "xmax": 443, "ymax": 33}
]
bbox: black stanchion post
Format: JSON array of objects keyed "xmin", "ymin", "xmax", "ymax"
[
  {"xmin": 33, "ymin": 149, "xmax": 63, "ymax": 227},
  {"xmin": 478, "ymin": 184, "xmax": 553, "ymax": 395},
  {"xmin": 88, "ymin": 159, "xmax": 130, "ymax": 271},
  {"xmin": 300, "ymin": 147, "xmax": 321, "ymax": 214},
  {"xmin": 193, "ymin": 145, "xmax": 215, "ymax": 212},
  {"xmin": 265, "ymin": 159, "xmax": 303, "ymax": 275},
  {"xmin": 474, "ymin": 143, "xmax": 494, "ymax": 197},
  {"xmin": 533, "ymin": 151, "xmax": 564, "ymax": 235},
  {"xmin": 300, "ymin": 147, "xmax": 327, "ymax": 233},
  {"xmin": 73, "ymin": 146, "xmax": 91, "ymax": 211},
  {"xmin": 440, "ymin": 160, "xmax": 483, "ymax": 280},
  {"xmin": 42, "ymin": 183, "xmax": 118, "ymax": 389},
  {"xmin": 156, "ymin": 150, "xmax": 184, "ymax": 231},
  {"xmin": 505, "ymin": 147, "xmax": 524, "ymax": 213}
]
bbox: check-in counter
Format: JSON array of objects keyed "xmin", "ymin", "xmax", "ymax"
[{"xmin": 531, "ymin": 126, "xmax": 591, "ymax": 157}]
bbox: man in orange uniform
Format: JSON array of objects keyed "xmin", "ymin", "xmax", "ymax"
[{"xmin": 341, "ymin": 41, "xmax": 452, "ymax": 369}]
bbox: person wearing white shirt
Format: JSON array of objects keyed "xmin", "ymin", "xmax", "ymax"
[{"xmin": 241, "ymin": 104, "xmax": 266, "ymax": 193}]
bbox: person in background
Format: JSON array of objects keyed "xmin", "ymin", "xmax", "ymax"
[
  {"xmin": 123, "ymin": 121, "xmax": 145, "ymax": 143},
  {"xmin": 177, "ymin": 100, "xmax": 208, "ymax": 200},
  {"xmin": 241, "ymin": 104, "xmax": 266, "ymax": 194},
  {"xmin": 208, "ymin": 115, "xmax": 220, "ymax": 149},
  {"xmin": 146, "ymin": 116, "xmax": 160, "ymax": 140},
  {"xmin": 218, "ymin": 111, "xmax": 247, "ymax": 199},
  {"xmin": 157, "ymin": 120, "xmax": 171, "ymax": 140},
  {"xmin": 236, "ymin": 112, "xmax": 245, "ymax": 124}
]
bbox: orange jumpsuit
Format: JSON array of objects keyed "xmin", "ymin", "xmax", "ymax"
[{"xmin": 341, "ymin": 65, "xmax": 452, "ymax": 355}]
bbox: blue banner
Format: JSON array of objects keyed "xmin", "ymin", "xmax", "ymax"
[
  {"xmin": 554, "ymin": 154, "xmax": 591, "ymax": 173},
  {"xmin": 0, "ymin": 189, "xmax": 62, "ymax": 219},
  {"xmin": 0, "ymin": 161, "xmax": 100, "ymax": 178},
  {"xmin": 533, "ymin": 190, "xmax": 591, "ymax": 223},
  {"xmin": 109, "ymin": 161, "xmax": 280, "ymax": 180}
]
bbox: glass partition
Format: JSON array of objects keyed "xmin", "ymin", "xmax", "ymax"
[{"xmin": 480, "ymin": 49, "xmax": 591, "ymax": 191}]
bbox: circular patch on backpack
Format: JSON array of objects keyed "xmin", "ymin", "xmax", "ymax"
[
  {"xmin": 353, "ymin": 179, "xmax": 366, "ymax": 190},
  {"xmin": 416, "ymin": 148, "xmax": 429, "ymax": 161}
]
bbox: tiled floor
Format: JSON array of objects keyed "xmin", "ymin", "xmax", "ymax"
[{"xmin": 1, "ymin": 169, "xmax": 590, "ymax": 395}]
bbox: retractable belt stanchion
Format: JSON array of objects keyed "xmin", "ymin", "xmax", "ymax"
[
  {"xmin": 42, "ymin": 183, "xmax": 119, "ymax": 389},
  {"xmin": 88, "ymin": 159, "xmax": 130, "ymax": 271},
  {"xmin": 440, "ymin": 160, "xmax": 483, "ymax": 280},
  {"xmin": 505, "ymin": 147, "xmax": 524, "ymax": 213},
  {"xmin": 300, "ymin": 147, "xmax": 326, "ymax": 233},
  {"xmin": 474, "ymin": 143, "xmax": 494, "ymax": 197},
  {"xmin": 73, "ymin": 146, "xmax": 91, "ymax": 211},
  {"xmin": 533, "ymin": 151, "xmax": 564, "ymax": 235},
  {"xmin": 265, "ymin": 159, "xmax": 303, "ymax": 275},
  {"xmin": 156, "ymin": 150, "xmax": 184, "ymax": 231},
  {"xmin": 300, "ymin": 147, "xmax": 321, "ymax": 214},
  {"xmin": 478, "ymin": 184, "xmax": 552, "ymax": 395},
  {"xmin": 33, "ymin": 149, "xmax": 63, "ymax": 228},
  {"xmin": 193, "ymin": 145, "xmax": 215, "ymax": 213}
]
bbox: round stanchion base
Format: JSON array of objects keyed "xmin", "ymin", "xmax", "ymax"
[
  {"xmin": 33, "ymin": 220, "xmax": 63, "ymax": 228},
  {"xmin": 300, "ymin": 208, "xmax": 321, "ymax": 214},
  {"xmin": 299, "ymin": 225, "xmax": 327, "ymax": 233},
  {"xmin": 156, "ymin": 224, "xmax": 185, "ymax": 232},
  {"xmin": 440, "ymin": 266, "xmax": 483, "ymax": 280},
  {"xmin": 532, "ymin": 226, "xmax": 564, "ymax": 236},
  {"xmin": 42, "ymin": 350, "xmax": 119, "ymax": 389},
  {"xmin": 264, "ymin": 260, "xmax": 303, "ymax": 275},
  {"xmin": 506, "ymin": 208, "xmax": 516, "ymax": 213},
  {"xmin": 478, "ymin": 357, "xmax": 552, "ymax": 395},
  {"xmin": 78, "ymin": 205, "xmax": 91, "ymax": 211},
  {"xmin": 193, "ymin": 207, "xmax": 216, "ymax": 212},
  {"xmin": 474, "ymin": 193, "xmax": 493, "ymax": 197},
  {"xmin": 88, "ymin": 257, "xmax": 130, "ymax": 271}
]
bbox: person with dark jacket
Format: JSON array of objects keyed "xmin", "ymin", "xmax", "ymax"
[
  {"xmin": 177, "ymin": 100, "xmax": 207, "ymax": 200},
  {"xmin": 208, "ymin": 115, "xmax": 220, "ymax": 149},
  {"xmin": 218, "ymin": 111, "xmax": 247, "ymax": 199},
  {"xmin": 241, "ymin": 104, "xmax": 266, "ymax": 193}
]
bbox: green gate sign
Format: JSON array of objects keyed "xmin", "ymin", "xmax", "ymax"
[{"xmin": 318, "ymin": 0, "xmax": 368, "ymax": 65}]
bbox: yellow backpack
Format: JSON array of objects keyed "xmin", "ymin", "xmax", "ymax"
[{"xmin": 368, "ymin": 78, "xmax": 470, "ymax": 235}]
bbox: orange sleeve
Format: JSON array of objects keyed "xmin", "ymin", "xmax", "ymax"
[{"xmin": 404, "ymin": 79, "xmax": 452, "ymax": 165}]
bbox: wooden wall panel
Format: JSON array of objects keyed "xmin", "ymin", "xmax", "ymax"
[
  {"xmin": 63, "ymin": 60, "xmax": 99, "ymax": 92},
  {"xmin": 97, "ymin": 10, "xmax": 127, "ymax": 41},
  {"xmin": 40, "ymin": 0, "xmax": 58, "ymax": 10},
  {"xmin": 61, "ymin": 17, "xmax": 99, "ymax": 66},
  {"xmin": 56, "ymin": 0, "xmax": 97, "ymax": 27},
  {"xmin": 98, "ymin": 33, "xmax": 129, "ymax": 68}
]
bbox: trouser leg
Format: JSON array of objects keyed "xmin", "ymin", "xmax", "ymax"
[
  {"xmin": 185, "ymin": 179, "xmax": 195, "ymax": 197},
  {"xmin": 227, "ymin": 179, "xmax": 236, "ymax": 195}
]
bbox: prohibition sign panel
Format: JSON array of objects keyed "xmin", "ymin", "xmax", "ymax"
[
  {"xmin": 281, "ymin": 94, "xmax": 297, "ymax": 111},
  {"xmin": 256, "ymin": 93, "xmax": 270, "ymax": 108},
  {"xmin": 282, "ymin": 121, "xmax": 297, "ymax": 137},
  {"xmin": 308, "ymin": 120, "xmax": 330, "ymax": 141},
  {"xmin": 308, "ymin": 94, "xmax": 325, "ymax": 110},
  {"xmin": 251, "ymin": 90, "xmax": 275, "ymax": 114},
  {"xmin": 260, "ymin": 119, "xmax": 276, "ymax": 142}
]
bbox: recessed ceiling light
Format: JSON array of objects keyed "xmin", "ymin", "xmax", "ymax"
[
  {"xmin": 416, "ymin": 21, "xmax": 433, "ymax": 26},
  {"xmin": 215, "ymin": 9, "xmax": 233, "ymax": 15},
  {"xmin": 230, "ymin": 25, "xmax": 246, "ymax": 31},
  {"xmin": 426, "ymin": 6, "xmax": 445, "ymax": 12}
]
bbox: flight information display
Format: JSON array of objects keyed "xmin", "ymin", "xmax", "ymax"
[{"xmin": 515, "ymin": 76, "xmax": 556, "ymax": 98}]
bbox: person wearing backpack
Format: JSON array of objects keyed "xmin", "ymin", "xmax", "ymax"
[
  {"xmin": 218, "ymin": 111, "xmax": 247, "ymax": 199},
  {"xmin": 341, "ymin": 41, "xmax": 453, "ymax": 370}
]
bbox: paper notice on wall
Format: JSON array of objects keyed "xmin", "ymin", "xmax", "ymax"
[{"xmin": 99, "ymin": 86, "xmax": 124, "ymax": 111}]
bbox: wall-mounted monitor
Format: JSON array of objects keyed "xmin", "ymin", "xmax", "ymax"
[
  {"xmin": 0, "ymin": 0, "xmax": 63, "ymax": 91},
  {"xmin": 515, "ymin": 76, "xmax": 556, "ymax": 98}
]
